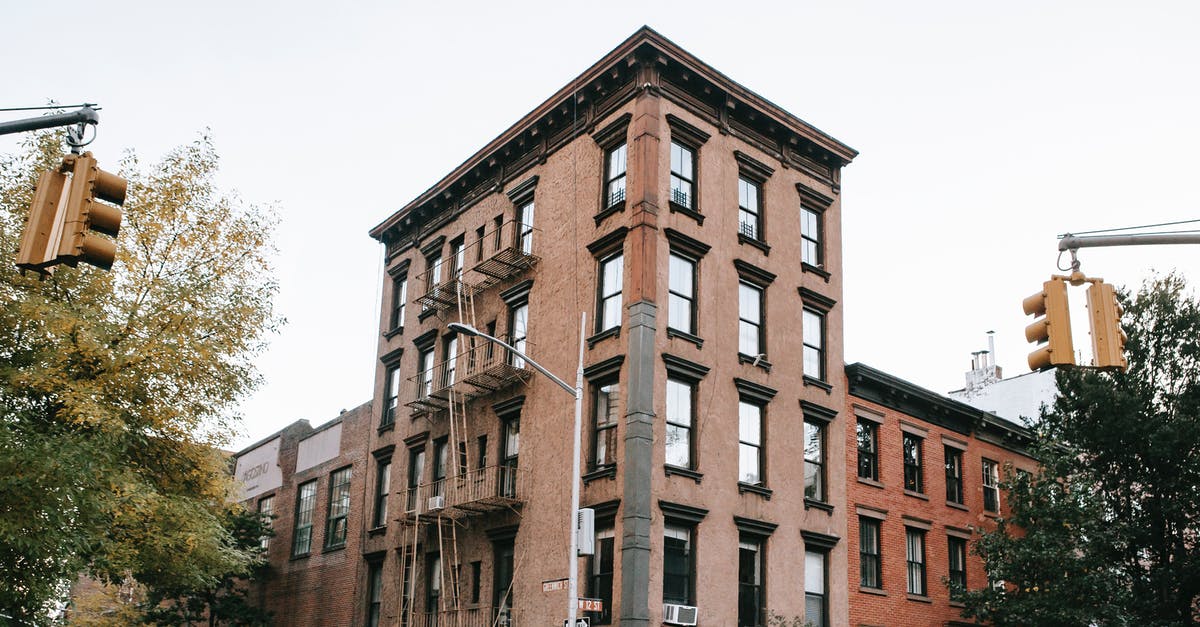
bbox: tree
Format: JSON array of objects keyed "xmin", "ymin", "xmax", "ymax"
[
  {"xmin": 959, "ymin": 273, "xmax": 1200, "ymax": 626},
  {"xmin": 140, "ymin": 507, "xmax": 274, "ymax": 626},
  {"xmin": 0, "ymin": 131, "xmax": 281, "ymax": 623}
]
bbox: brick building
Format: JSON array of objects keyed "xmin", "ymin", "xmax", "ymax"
[
  {"xmin": 845, "ymin": 363, "xmax": 1036, "ymax": 627},
  {"xmin": 232, "ymin": 402, "xmax": 373, "ymax": 625},
  {"xmin": 360, "ymin": 26, "xmax": 855, "ymax": 627}
]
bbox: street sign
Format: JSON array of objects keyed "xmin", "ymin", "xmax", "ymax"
[
  {"xmin": 578, "ymin": 598, "xmax": 603, "ymax": 612},
  {"xmin": 542, "ymin": 578, "xmax": 568, "ymax": 592},
  {"xmin": 563, "ymin": 619, "xmax": 589, "ymax": 627}
]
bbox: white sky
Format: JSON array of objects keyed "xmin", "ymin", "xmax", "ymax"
[{"xmin": 3, "ymin": 1, "xmax": 1198, "ymax": 449}]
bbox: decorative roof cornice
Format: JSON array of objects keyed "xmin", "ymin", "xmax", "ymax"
[{"xmin": 369, "ymin": 26, "xmax": 857, "ymax": 246}]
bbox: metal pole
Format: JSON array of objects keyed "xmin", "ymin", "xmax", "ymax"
[
  {"xmin": 0, "ymin": 106, "xmax": 99, "ymax": 137},
  {"xmin": 1059, "ymin": 232, "xmax": 1200, "ymax": 251},
  {"xmin": 567, "ymin": 312, "xmax": 586, "ymax": 627}
]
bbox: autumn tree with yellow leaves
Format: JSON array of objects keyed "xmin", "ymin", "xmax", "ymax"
[{"xmin": 0, "ymin": 131, "xmax": 281, "ymax": 623}]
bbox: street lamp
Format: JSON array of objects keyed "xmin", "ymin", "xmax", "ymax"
[{"xmin": 447, "ymin": 314, "xmax": 587, "ymax": 626}]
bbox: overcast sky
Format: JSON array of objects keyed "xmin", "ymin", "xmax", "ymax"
[{"xmin": 4, "ymin": 1, "xmax": 1198, "ymax": 449}]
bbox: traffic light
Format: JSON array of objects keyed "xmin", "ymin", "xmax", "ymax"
[
  {"xmin": 15, "ymin": 167, "xmax": 70, "ymax": 273},
  {"xmin": 1086, "ymin": 281, "xmax": 1127, "ymax": 371},
  {"xmin": 56, "ymin": 152, "xmax": 125, "ymax": 270},
  {"xmin": 1023, "ymin": 278, "xmax": 1075, "ymax": 371}
]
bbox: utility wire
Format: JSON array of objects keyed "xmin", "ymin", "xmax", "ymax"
[
  {"xmin": 0, "ymin": 104, "xmax": 98, "ymax": 112},
  {"xmin": 1060, "ymin": 218, "xmax": 1200, "ymax": 238}
]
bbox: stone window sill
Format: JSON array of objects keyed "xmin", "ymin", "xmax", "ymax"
[
  {"xmin": 737, "ymin": 481, "xmax": 773, "ymax": 500},
  {"xmin": 665, "ymin": 465, "xmax": 703, "ymax": 484}
]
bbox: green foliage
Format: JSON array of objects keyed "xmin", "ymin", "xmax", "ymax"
[
  {"xmin": 959, "ymin": 273, "xmax": 1200, "ymax": 626},
  {"xmin": 0, "ymin": 132, "xmax": 281, "ymax": 623},
  {"xmin": 140, "ymin": 506, "xmax": 274, "ymax": 626}
]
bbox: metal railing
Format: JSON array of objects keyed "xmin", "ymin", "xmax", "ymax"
[
  {"xmin": 405, "ymin": 607, "xmax": 517, "ymax": 627},
  {"xmin": 411, "ymin": 220, "xmax": 541, "ymax": 314},
  {"xmin": 398, "ymin": 464, "xmax": 523, "ymax": 520},
  {"xmin": 406, "ymin": 339, "xmax": 533, "ymax": 412}
]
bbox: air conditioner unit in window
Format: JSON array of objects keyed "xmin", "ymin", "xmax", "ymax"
[
  {"xmin": 663, "ymin": 603, "xmax": 698, "ymax": 626},
  {"xmin": 427, "ymin": 495, "xmax": 445, "ymax": 510}
]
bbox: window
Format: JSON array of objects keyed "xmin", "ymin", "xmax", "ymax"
[
  {"xmin": 983, "ymin": 458, "xmax": 1000, "ymax": 513},
  {"xmin": 588, "ymin": 526, "xmax": 615, "ymax": 624},
  {"xmin": 668, "ymin": 253, "xmax": 696, "ymax": 335},
  {"xmin": 477, "ymin": 435, "xmax": 488, "ymax": 470},
  {"xmin": 443, "ymin": 335, "xmax": 458, "ymax": 387},
  {"xmin": 800, "ymin": 207, "xmax": 822, "ymax": 267},
  {"xmin": 518, "ymin": 200, "xmax": 535, "ymax": 254},
  {"xmin": 257, "ymin": 495, "xmax": 274, "ymax": 550},
  {"xmin": 325, "ymin": 467, "xmax": 352, "ymax": 548},
  {"xmin": 493, "ymin": 539, "xmax": 516, "ymax": 617},
  {"xmin": 406, "ymin": 447, "xmax": 425, "ymax": 512},
  {"xmin": 500, "ymin": 417, "xmax": 519, "ymax": 498},
  {"xmin": 423, "ymin": 252, "xmax": 442, "ymax": 311},
  {"xmin": 509, "ymin": 302, "xmax": 528, "ymax": 369},
  {"xmin": 373, "ymin": 458, "xmax": 390, "ymax": 528},
  {"xmin": 665, "ymin": 378, "xmax": 694, "ymax": 469},
  {"xmin": 802, "ymin": 308, "xmax": 825, "ymax": 381},
  {"xmin": 903, "ymin": 433, "xmax": 924, "ymax": 493},
  {"xmin": 470, "ymin": 560, "xmax": 482, "ymax": 604},
  {"xmin": 738, "ymin": 282, "xmax": 764, "ymax": 357},
  {"xmin": 738, "ymin": 401, "xmax": 763, "ymax": 485},
  {"xmin": 418, "ymin": 347, "xmax": 434, "ymax": 399},
  {"xmin": 592, "ymin": 381, "xmax": 619, "ymax": 470},
  {"xmin": 859, "ymin": 517, "xmax": 881, "ymax": 589},
  {"xmin": 906, "ymin": 528, "xmax": 927, "ymax": 596},
  {"xmin": 390, "ymin": 275, "xmax": 407, "ymax": 330},
  {"xmin": 857, "ymin": 420, "xmax": 878, "ymax": 481},
  {"xmin": 738, "ymin": 176, "xmax": 762, "ymax": 241},
  {"xmin": 449, "ymin": 237, "xmax": 465, "ymax": 280},
  {"xmin": 383, "ymin": 365, "xmax": 400, "ymax": 426},
  {"xmin": 948, "ymin": 536, "xmax": 968, "ymax": 599},
  {"xmin": 432, "ymin": 439, "xmax": 448, "ymax": 499},
  {"xmin": 804, "ymin": 420, "xmax": 824, "ymax": 501},
  {"xmin": 427, "ymin": 552, "xmax": 442, "ymax": 612},
  {"xmin": 598, "ymin": 252, "xmax": 623, "ymax": 332},
  {"xmin": 738, "ymin": 538, "xmax": 765, "ymax": 626},
  {"xmin": 400, "ymin": 550, "xmax": 414, "ymax": 627},
  {"xmin": 804, "ymin": 550, "xmax": 827, "ymax": 627},
  {"xmin": 366, "ymin": 561, "xmax": 383, "ymax": 627},
  {"xmin": 292, "ymin": 480, "xmax": 317, "ymax": 557},
  {"xmin": 945, "ymin": 446, "xmax": 964, "ymax": 505},
  {"xmin": 670, "ymin": 141, "xmax": 695, "ymax": 209},
  {"xmin": 605, "ymin": 144, "xmax": 627, "ymax": 208},
  {"xmin": 663, "ymin": 524, "xmax": 693, "ymax": 605}
]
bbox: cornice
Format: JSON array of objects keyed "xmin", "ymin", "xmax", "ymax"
[{"xmin": 369, "ymin": 27, "xmax": 857, "ymax": 246}]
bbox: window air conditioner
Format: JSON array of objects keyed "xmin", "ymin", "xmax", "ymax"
[
  {"xmin": 427, "ymin": 495, "xmax": 445, "ymax": 510},
  {"xmin": 663, "ymin": 603, "xmax": 698, "ymax": 626}
]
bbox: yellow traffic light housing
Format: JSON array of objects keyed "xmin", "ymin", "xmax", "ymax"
[
  {"xmin": 56, "ymin": 152, "xmax": 125, "ymax": 270},
  {"xmin": 1086, "ymin": 281, "xmax": 1127, "ymax": 371},
  {"xmin": 1023, "ymin": 278, "xmax": 1075, "ymax": 371},
  {"xmin": 15, "ymin": 168, "xmax": 70, "ymax": 273}
]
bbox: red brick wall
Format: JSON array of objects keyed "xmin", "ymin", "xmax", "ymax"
[{"xmin": 845, "ymin": 392, "xmax": 1035, "ymax": 627}]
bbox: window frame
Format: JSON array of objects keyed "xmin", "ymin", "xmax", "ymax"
[
  {"xmin": 857, "ymin": 419, "xmax": 879, "ymax": 481},
  {"xmin": 665, "ymin": 114, "xmax": 710, "ymax": 222},
  {"xmin": 802, "ymin": 307, "xmax": 826, "ymax": 382},
  {"xmin": 734, "ymin": 151, "xmax": 774, "ymax": 250},
  {"xmin": 382, "ymin": 364, "xmax": 401, "ymax": 427},
  {"xmin": 324, "ymin": 466, "xmax": 352, "ymax": 549},
  {"xmin": 906, "ymin": 527, "xmax": 927, "ymax": 596},
  {"xmin": 604, "ymin": 143, "xmax": 627, "ymax": 209},
  {"xmin": 663, "ymin": 523, "xmax": 694, "ymax": 606},
  {"xmin": 406, "ymin": 446, "xmax": 426, "ymax": 512},
  {"xmin": 597, "ymin": 251, "xmax": 624, "ymax": 333},
  {"xmin": 590, "ymin": 378, "xmax": 620, "ymax": 471},
  {"xmin": 738, "ymin": 281, "xmax": 765, "ymax": 358},
  {"xmin": 983, "ymin": 458, "xmax": 1001, "ymax": 513},
  {"xmin": 665, "ymin": 376, "xmax": 696, "ymax": 471},
  {"xmin": 737, "ymin": 536, "xmax": 765, "ymax": 627},
  {"xmin": 945, "ymin": 445, "xmax": 965, "ymax": 505},
  {"xmin": 670, "ymin": 140, "xmax": 696, "ymax": 211},
  {"xmin": 257, "ymin": 495, "xmax": 274, "ymax": 551},
  {"xmin": 797, "ymin": 183, "xmax": 833, "ymax": 278},
  {"xmin": 588, "ymin": 524, "xmax": 616, "ymax": 625},
  {"xmin": 859, "ymin": 517, "xmax": 882, "ymax": 589},
  {"xmin": 903, "ymin": 433, "xmax": 924, "ymax": 494},
  {"xmin": 800, "ymin": 205, "xmax": 823, "ymax": 268},
  {"xmin": 804, "ymin": 549, "xmax": 828, "ymax": 627},
  {"xmin": 948, "ymin": 535, "xmax": 968, "ymax": 599},
  {"xmin": 737, "ymin": 399, "xmax": 764, "ymax": 487},
  {"xmin": 366, "ymin": 560, "xmax": 384, "ymax": 627},
  {"xmin": 804, "ymin": 419, "xmax": 825, "ymax": 502},
  {"xmin": 291, "ymin": 479, "xmax": 317, "ymax": 557},
  {"xmin": 737, "ymin": 176, "xmax": 763, "ymax": 242},
  {"xmin": 390, "ymin": 273, "xmax": 408, "ymax": 332},
  {"xmin": 373, "ymin": 457, "xmax": 391, "ymax": 529},
  {"xmin": 667, "ymin": 251, "xmax": 697, "ymax": 336}
]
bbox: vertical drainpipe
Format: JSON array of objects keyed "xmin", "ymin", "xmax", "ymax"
[{"xmin": 620, "ymin": 55, "xmax": 662, "ymax": 627}]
